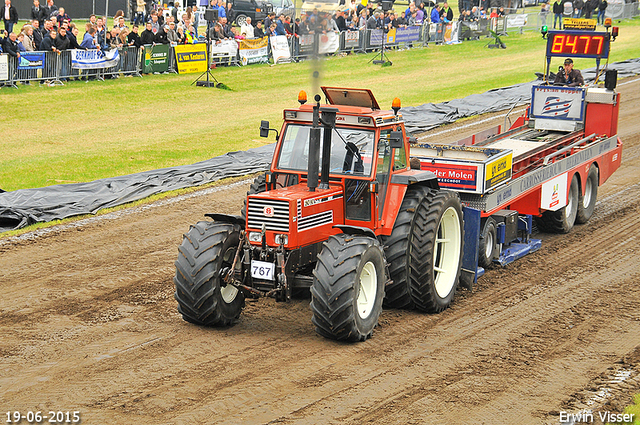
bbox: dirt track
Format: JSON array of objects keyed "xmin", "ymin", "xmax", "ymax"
[{"xmin": 2, "ymin": 79, "xmax": 640, "ymax": 425}]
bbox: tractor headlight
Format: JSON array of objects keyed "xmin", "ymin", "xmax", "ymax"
[
  {"xmin": 248, "ymin": 232, "xmax": 262, "ymax": 243},
  {"xmin": 274, "ymin": 234, "xmax": 288, "ymax": 245}
]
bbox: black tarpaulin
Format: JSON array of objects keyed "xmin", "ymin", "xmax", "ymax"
[
  {"xmin": 0, "ymin": 144, "xmax": 275, "ymax": 232},
  {"xmin": 1, "ymin": 58, "xmax": 639, "ymax": 233}
]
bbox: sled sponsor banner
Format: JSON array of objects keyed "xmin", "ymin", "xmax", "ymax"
[
  {"xmin": 238, "ymin": 36, "xmax": 269, "ymax": 65},
  {"xmin": 541, "ymin": 172, "xmax": 568, "ymax": 211},
  {"xmin": 174, "ymin": 44, "xmax": 207, "ymax": 74},
  {"xmin": 143, "ymin": 44, "xmax": 170, "ymax": 73},
  {"xmin": 17, "ymin": 52, "xmax": 45, "ymax": 70},
  {"xmin": 270, "ymin": 35, "xmax": 291, "ymax": 64},
  {"xmin": 485, "ymin": 152, "xmax": 513, "ymax": 191},
  {"xmin": 210, "ymin": 39, "xmax": 238, "ymax": 60},
  {"xmin": 0, "ymin": 54, "xmax": 8, "ymax": 81},
  {"xmin": 531, "ymin": 86, "xmax": 586, "ymax": 122},
  {"xmin": 419, "ymin": 161, "xmax": 482, "ymax": 193},
  {"xmin": 71, "ymin": 49, "xmax": 120, "ymax": 69}
]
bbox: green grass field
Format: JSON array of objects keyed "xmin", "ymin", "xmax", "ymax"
[{"xmin": 1, "ymin": 17, "xmax": 639, "ymax": 192}]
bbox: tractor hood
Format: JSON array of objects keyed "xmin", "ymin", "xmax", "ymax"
[{"xmin": 246, "ymin": 184, "xmax": 345, "ymax": 248}]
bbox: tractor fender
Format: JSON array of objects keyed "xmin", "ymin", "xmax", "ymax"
[
  {"xmin": 332, "ymin": 225, "xmax": 377, "ymax": 239},
  {"xmin": 204, "ymin": 213, "xmax": 245, "ymax": 227},
  {"xmin": 390, "ymin": 170, "xmax": 440, "ymax": 189}
]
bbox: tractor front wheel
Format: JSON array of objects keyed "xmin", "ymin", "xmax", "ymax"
[
  {"xmin": 310, "ymin": 234, "xmax": 386, "ymax": 342},
  {"xmin": 174, "ymin": 222, "xmax": 245, "ymax": 326}
]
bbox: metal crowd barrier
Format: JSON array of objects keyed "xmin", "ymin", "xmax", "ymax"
[{"xmin": 1, "ymin": 47, "xmax": 142, "ymax": 88}]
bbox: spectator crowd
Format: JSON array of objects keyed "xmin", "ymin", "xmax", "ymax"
[{"xmin": 0, "ymin": 0, "xmax": 614, "ymax": 71}]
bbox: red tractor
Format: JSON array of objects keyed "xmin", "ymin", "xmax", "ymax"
[{"xmin": 174, "ymin": 87, "xmax": 465, "ymax": 341}]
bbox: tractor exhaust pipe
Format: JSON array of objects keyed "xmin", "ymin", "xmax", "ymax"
[
  {"xmin": 307, "ymin": 95, "xmax": 322, "ymax": 192},
  {"xmin": 319, "ymin": 107, "xmax": 338, "ymax": 190}
]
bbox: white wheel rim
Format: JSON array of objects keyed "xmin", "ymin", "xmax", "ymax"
[
  {"xmin": 484, "ymin": 228, "xmax": 494, "ymax": 260},
  {"xmin": 357, "ymin": 261, "xmax": 377, "ymax": 319},
  {"xmin": 567, "ymin": 184, "xmax": 574, "ymax": 212},
  {"xmin": 221, "ymin": 284, "xmax": 238, "ymax": 303},
  {"xmin": 583, "ymin": 177, "xmax": 593, "ymax": 208},
  {"xmin": 433, "ymin": 207, "xmax": 462, "ymax": 299},
  {"xmin": 220, "ymin": 246, "xmax": 239, "ymax": 304}
]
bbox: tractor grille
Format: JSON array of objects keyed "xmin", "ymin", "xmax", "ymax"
[{"xmin": 247, "ymin": 198, "xmax": 290, "ymax": 232}]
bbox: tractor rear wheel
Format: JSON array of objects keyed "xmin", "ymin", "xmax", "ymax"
[
  {"xmin": 310, "ymin": 234, "xmax": 386, "ymax": 342},
  {"xmin": 410, "ymin": 190, "xmax": 465, "ymax": 313},
  {"xmin": 382, "ymin": 185, "xmax": 432, "ymax": 309},
  {"xmin": 576, "ymin": 164, "xmax": 598, "ymax": 224},
  {"xmin": 537, "ymin": 174, "xmax": 579, "ymax": 233},
  {"xmin": 383, "ymin": 188, "xmax": 464, "ymax": 313},
  {"xmin": 174, "ymin": 222, "xmax": 245, "ymax": 326}
]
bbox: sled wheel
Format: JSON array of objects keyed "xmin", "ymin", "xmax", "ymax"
[
  {"xmin": 174, "ymin": 221, "xmax": 244, "ymax": 326},
  {"xmin": 537, "ymin": 173, "xmax": 579, "ymax": 233},
  {"xmin": 478, "ymin": 217, "xmax": 497, "ymax": 269},
  {"xmin": 311, "ymin": 234, "xmax": 386, "ymax": 342},
  {"xmin": 576, "ymin": 164, "xmax": 598, "ymax": 224}
]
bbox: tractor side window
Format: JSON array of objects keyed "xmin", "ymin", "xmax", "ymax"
[
  {"xmin": 377, "ymin": 130, "xmax": 393, "ymax": 220},
  {"xmin": 394, "ymin": 141, "xmax": 407, "ymax": 170},
  {"xmin": 345, "ymin": 179, "xmax": 371, "ymax": 221}
]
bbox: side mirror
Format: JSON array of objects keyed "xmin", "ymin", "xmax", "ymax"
[
  {"xmin": 389, "ymin": 131, "xmax": 404, "ymax": 149},
  {"xmin": 260, "ymin": 120, "xmax": 279, "ymax": 140},
  {"xmin": 260, "ymin": 120, "xmax": 270, "ymax": 138}
]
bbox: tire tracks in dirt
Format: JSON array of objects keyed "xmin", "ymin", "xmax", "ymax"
[{"xmin": 1, "ymin": 79, "xmax": 639, "ymax": 425}]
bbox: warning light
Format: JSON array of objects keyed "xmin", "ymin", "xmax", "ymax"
[
  {"xmin": 392, "ymin": 97, "xmax": 401, "ymax": 115},
  {"xmin": 604, "ymin": 17, "xmax": 612, "ymax": 28},
  {"xmin": 541, "ymin": 25, "xmax": 548, "ymax": 39},
  {"xmin": 298, "ymin": 90, "xmax": 307, "ymax": 105},
  {"xmin": 611, "ymin": 26, "xmax": 619, "ymax": 41}
]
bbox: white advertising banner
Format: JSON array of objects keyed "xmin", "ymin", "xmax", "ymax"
[
  {"xmin": 71, "ymin": 49, "xmax": 120, "ymax": 69},
  {"xmin": 541, "ymin": 172, "xmax": 568, "ymax": 211},
  {"xmin": 270, "ymin": 35, "xmax": 291, "ymax": 64},
  {"xmin": 0, "ymin": 54, "xmax": 8, "ymax": 81},
  {"xmin": 318, "ymin": 31, "xmax": 340, "ymax": 54},
  {"xmin": 210, "ymin": 39, "xmax": 238, "ymax": 59}
]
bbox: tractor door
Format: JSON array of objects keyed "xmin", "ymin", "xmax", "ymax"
[{"xmin": 376, "ymin": 129, "xmax": 394, "ymax": 220}]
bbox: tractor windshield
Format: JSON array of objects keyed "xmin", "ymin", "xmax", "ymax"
[{"xmin": 277, "ymin": 124, "xmax": 375, "ymax": 176}]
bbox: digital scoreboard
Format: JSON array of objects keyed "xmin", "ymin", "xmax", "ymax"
[{"xmin": 546, "ymin": 31, "xmax": 610, "ymax": 59}]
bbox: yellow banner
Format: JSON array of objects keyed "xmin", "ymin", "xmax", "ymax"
[
  {"xmin": 173, "ymin": 44, "xmax": 207, "ymax": 74},
  {"xmin": 238, "ymin": 36, "xmax": 268, "ymax": 51},
  {"xmin": 563, "ymin": 18, "xmax": 597, "ymax": 31},
  {"xmin": 485, "ymin": 152, "xmax": 513, "ymax": 190}
]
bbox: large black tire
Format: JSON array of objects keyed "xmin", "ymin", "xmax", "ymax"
[
  {"xmin": 174, "ymin": 222, "xmax": 245, "ymax": 326},
  {"xmin": 310, "ymin": 234, "xmax": 386, "ymax": 342},
  {"xmin": 410, "ymin": 189, "xmax": 465, "ymax": 313},
  {"xmin": 383, "ymin": 188, "xmax": 464, "ymax": 313},
  {"xmin": 576, "ymin": 164, "xmax": 598, "ymax": 224},
  {"xmin": 478, "ymin": 217, "xmax": 497, "ymax": 269},
  {"xmin": 381, "ymin": 185, "xmax": 432, "ymax": 309},
  {"xmin": 536, "ymin": 174, "xmax": 579, "ymax": 234}
]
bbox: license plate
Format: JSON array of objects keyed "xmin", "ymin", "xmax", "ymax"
[{"xmin": 251, "ymin": 260, "xmax": 275, "ymax": 281}]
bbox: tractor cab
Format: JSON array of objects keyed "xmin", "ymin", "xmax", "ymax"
[{"xmin": 249, "ymin": 87, "xmax": 432, "ymax": 251}]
